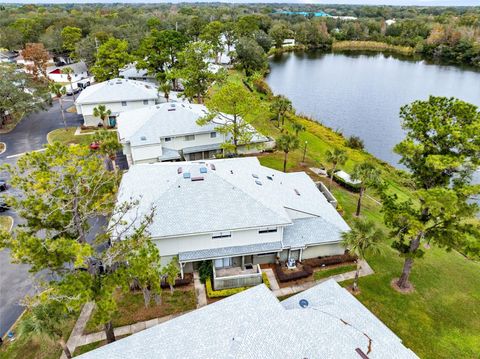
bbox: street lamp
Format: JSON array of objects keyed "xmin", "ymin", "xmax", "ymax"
[{"xmin": 302, "ymin": 140, "xmax": 308, "ymax": 163}]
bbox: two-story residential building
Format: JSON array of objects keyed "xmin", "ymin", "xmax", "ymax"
[
  {"xmin": 113, "ymin": 157, "xmax": 350, "ymax": 290},
  {"xmin": 117, "ymin": 103, "xmax": 272, "ymax": 166},
  {"xmin": 46, "ymin": 61, "xmax": 90, "ymax": 85},
  {"xmin": 75, "ymin": 78, "xmax": 159, "ymax": 126}
]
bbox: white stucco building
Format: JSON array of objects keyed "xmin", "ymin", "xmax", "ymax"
[
  {"xmin": 75, "ymin": 78, "xmax": 159, "ymax": 126},
  {"xmin": 113, "ymin": 157, "xmax": 350, "ymax": 289},
  {"xmin": 117, "ymin": 103, "xmax": 272, "ymax": 165},
  {"xmin": 46, "ymin": 61, "xmax": 90, "ymax": 86}
]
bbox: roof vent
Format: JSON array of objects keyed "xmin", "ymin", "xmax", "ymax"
[
  {"xmin": 355, "ymin": 348, "xmax": 369, "ymax": 359},
  {"xmin": 230, "ymin": 170, "xmax": 233, "ymax": 174},
  {"xmin": 200, "ymin": 167, "xmax": 207, "ymax": 174},
  {"xmin": 210, "ymin": 164, "xmax": 216, "ymax": 171},
  {"xmin": 191, "ymin": 176, "xmax": 204, "ymax": 182},
  {"xmin": 267, "ymin": 176, "xmax": 273, "ymax": 181},
  {"xmin": 177, "ymin": 167, "xmax": 183, "ymax": 174},
  {"xmin": 294, "ymin": 189, "xmax": 301, "ymax": 196},
  {"xmin": 252, "ymin": 173, "xmax": 259, "ymax": 179},
  {"xmin": 140, "ymin": 136, "xmax": 147, "ymax": 141},
  {"xmin": 168, "ymin": 104, "xmax": 176, "ymax": 111},
  {"xmin": 183, "ymin": 172, "xmax": 191, "ymax": 179},
  {"xmin": 255, "ymin": 180, "xmax": 262, "ymax": 186},
  {"xmin": 299, "ymin": 299, "xmax": 309, "ymax": 308}
]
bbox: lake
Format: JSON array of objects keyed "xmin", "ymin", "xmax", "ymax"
[{"xmin": 266, "ymin": 51, "xmax": 480, "ymax": 195}]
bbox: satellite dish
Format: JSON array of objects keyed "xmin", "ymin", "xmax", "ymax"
[{"xmin": 299, "ymin": 299, "xmax": 309, "ymax": 308}]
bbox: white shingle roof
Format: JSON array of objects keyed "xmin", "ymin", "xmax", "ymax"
[
  {"xmin": 113, "ymin": 157, "xmax": 349, "ymax": 239},
  {"xmin": 283, "ymin": 216, "xmax": 345, "ymax": 248},
  {"xmin": 75, "ymin": 78, "xmax": 158, "ymax": 105},
  {"xmin": 77, "ymin": 280, "xmax": 418, "ymax": 359}
]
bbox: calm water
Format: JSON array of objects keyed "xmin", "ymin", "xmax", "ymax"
[{"xmin": 266, "ymin": 51, "xmax": 480, "ymax": 194}]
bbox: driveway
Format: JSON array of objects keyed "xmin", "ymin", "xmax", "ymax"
[{"xmin": 0, "ymin": 98, "xmax": 82, "ymax": 337}]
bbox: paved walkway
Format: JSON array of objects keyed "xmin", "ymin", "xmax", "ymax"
[
  {"xmin": 61, "ymin": 302, "xmax": 95, "ymax": 359},
  {"xmin": 263, "ymin": 268, "xmax": 280, "ymax": 291},
  {"xmin": 193, "ymin": 271, "xmax": 207, "ymax": 308},
  {"xmin": 272, "ymin": 260, "xmax": 374, "ymax": 297}
]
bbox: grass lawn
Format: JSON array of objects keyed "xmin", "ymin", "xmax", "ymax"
[
  {"xmin": 47, "ymin": 127, "xmax": 93, "ymax": 146},
  {"xmin": 72, "ymin": 335, "xmax": 130, "ymax": 357},
  {"xmin": 84, "ymin": 289, "xmax": 196, "ymax": 334},
  {"xmin": 0, "ymin": 216, "xmax": 13, "ymax": 232},
  {"xmin": 0, "ymin": 312, "xmax": 76, "ymax": 359},
  {"xmin": 313, "ymin": 264, "xmax": 357, "ymax": 281}
]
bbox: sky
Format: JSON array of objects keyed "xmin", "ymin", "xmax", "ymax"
[{"xmin": 0, "ymin": 0, "xmax": 479, "ymax": 5}]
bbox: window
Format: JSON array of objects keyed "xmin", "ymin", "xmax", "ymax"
[
  {"xmin": 259, "ymin": 228, "xmax": 277, "ymax": 234},
  {"xmin": 164, "ymin": 137, "xmax": 172, "ymax": 142},
  {"xmin": 210, "ymin": 132, "xmax": 217, "ymax": 138},
  {"xmin": 214, "ymin": 257, "xmax": 232, "ymax": 268},
  {"xmin": 212, "ymin": 232, "xmax": 231, "ymax": 239},
  {"xmin": 121, "ymin": 101, "xmax": 127, "ymax": 106},
  {"xmin": 184, "ymin": 135, "xmax": 195, "ymax": 141},
  {"xmin": 143, "ymin": 100, "xmax": 149, "ymax": 105}
]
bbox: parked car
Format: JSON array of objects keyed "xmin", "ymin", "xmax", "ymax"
[
  {"xmin": 0, "ymin": 201, "xmax": 10, "ymax": 212},
  {"xmin": 78, "ymin": 80, "xmax": 91, "ymax": 89},
  {"xmin": 0, "ymin": 180, "xmax": 7, "ymax": 191},
  {"xmin": 66, "ymin": 86, "xmax": 81, "ymax": 96}
]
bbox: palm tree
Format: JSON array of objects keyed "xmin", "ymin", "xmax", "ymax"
[
  {"xmin": 160, "ymin": 81, "xmax": 172, "ymax": 102},
  {"xmin": 270, "ymin": 95, "xmax": 292, "ymax": 128},
  {"xmin": 351, "ymin": 162, "xmax": 382, "ymax": 217},
  {"xmin": 93, "ymin": 104, "xmax": 112, "ymax": 128},
  {"xmin": 325, "ymin": 148, "xmax": 347, "ymax": 190},
  {"xmin": 276, "ymin": 133, "xmax": 300, "ymax": 172},
  {"xmin": 292, "ymin": 122, "xmax": 306, "ymax": 136},
  {"xmin": 92, "ymin": 129, "xmax": 122, "ymax": 173},
  {"xmin": 19, "ymin": 303, "xmax": 73, "ymax": 358},
  {"xmin": 61, "ymin": 67, "xmax": 76, "ymax": 101},
  {"xmin": 49, "ymin": 83, "xmax": 67, "ymax": 129},
  {"xmin": 341, "ymin": 218, "xmax": 383, "ymax": 292}
]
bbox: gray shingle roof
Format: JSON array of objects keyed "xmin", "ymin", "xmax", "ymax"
[
  {"xmin": 179, "ymin": 241, "xmax": 283, "ymax": 262},
  {"xmin": 113, "ymin": 157, "xmax": 350, "ymax": 239},
  {"xmin": 75, "ymin": 78, "xmax": 158, "ymax": 105},
  {"xmin": 77, "ymin": 280, "xmax": 418, "ymax": 359},
  {"xmin": 283, "ymin": 217, "xmax": 344, "ymax": 249}
]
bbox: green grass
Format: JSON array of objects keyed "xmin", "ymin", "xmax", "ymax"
[
  {"xmin": 72, "ymin": 335, "xmax": 130, "ymax": 357},
  {"xmin": 84, "ymin": 289, "xmax": 196, "ymax": 334},
  {"xmin": 0, "ymin": 312, "xmax": 76, "ymax": 359},
  {"xmin": 0, "ymin": 216, "xmax": 13, "ymax": 232},
  {"xmin": 313, "ymin": 264, "xmax": 357, "ymax": 280},
  {"xmin": 47, "ymin": 127, "xmax": 93, "ymax": 146}
]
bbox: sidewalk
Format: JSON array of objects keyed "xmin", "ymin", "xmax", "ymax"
[
  {"xmin": 61, "ymin": 302, "xmax": 94, "ymax": 359},
  {"xmin": 193, "ymin": 271, "xmax": 207, "ymax": 308},
  {"xmin": 272, "ymin": 260, "xmax": 373, "ymax": 297}
]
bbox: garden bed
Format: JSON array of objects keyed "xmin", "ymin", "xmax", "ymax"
[
  {"xmin": 275, "ymin": 262, "xmax": 313, "ymax": 283},
  {"xmin": 303, "ymin": 253, "xmax": 358, "ymax": 268},
  {"xmin": 84, "ymin": 286, "xmax": 196, "ymax": 334}
]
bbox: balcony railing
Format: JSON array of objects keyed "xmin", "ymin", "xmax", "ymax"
[{"xmin": 212, "ymin": 264, "xmax": 263, "ymax": 290}]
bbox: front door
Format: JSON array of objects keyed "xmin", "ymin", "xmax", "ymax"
[{"xmin": 214, "ymin": 257, "xmax": 232, "ymax": 269}]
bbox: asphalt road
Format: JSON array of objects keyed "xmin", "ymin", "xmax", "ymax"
[{"xmin": 0, "ymin": 97, "xmax": 82, "ymax": 337}]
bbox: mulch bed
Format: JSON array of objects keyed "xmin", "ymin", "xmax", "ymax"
[{"xmin": 390, "ymin": 278, "xmax": 415, "ymax": 294}]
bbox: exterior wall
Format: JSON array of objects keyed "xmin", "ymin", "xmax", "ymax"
[
  {"xmin": 131, "ymin": 144, "xmax": 164, "ymax": 163},
  {"xmin": 79, "ymin": 99, "xmax": 156, "ymax": 125},
  {"xmin": 161, "ymin": 131, "xmax": 224, "ymax": 151},
  {"xmin": 160, "ymin": 255, "xmax": 175, "ymax": 268},
  {"xmin": 154, "ymin": 227, "xmax": 283, "ymax": 258},
  {"xmin": 212, "ymin": 264, "xmax": 263, "ymax": 290},
  {"xmin": 252, "ymin": 253, "xmax": 277, "ymax": 265},
  {"xmin": 302, "ymin": 243, "xmax": 345, "ymax": 259},
  {"xmin": 48, "ymin": 72, "xmax": 88, "ymax": 84}
]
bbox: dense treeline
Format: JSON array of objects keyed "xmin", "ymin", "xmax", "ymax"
[{"xmin": 0, "ymin": 4, "xmax": 479, "ymax": 69}]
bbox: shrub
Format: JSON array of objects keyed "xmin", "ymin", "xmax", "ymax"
[
  {"xmin": 198, "ymin": 261, "xmax": 213, "ymax": 284},
  {"xmin": 160, "ymin": 276, "xmax": 192, "ymax": 289},
  {"xmin": 262, "ymin": 271, "xmax": 271, "ymax": 289},
  {"xmin": 345, "ymin": 135, "xmax": 365, "ymax": 150},
  {"xmin": 302, "ymin": 253, "xmax": 358, "ymax": 269},
  {"xmin": 274, "ymin": 263, "xmax": 313, "ymax": 283},
  {"xmin": 205, "ymin": 277, "xmax": 249, "ymax": 298}
]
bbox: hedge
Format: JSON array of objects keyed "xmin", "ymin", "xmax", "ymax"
[
  {"xmin": 206, "ymin": 272, "xmax": 271, "ymax": 298},
  {"xmin": 275, "ymin": 263, "xmax": 313, "ymax": 283},
  {"xmin": 302, "ymin": 253, "xmax": 358, "ymax": 269},
  {"xmin": 160, "ymin": 276, "xmax": 192, "ymax": 289}
]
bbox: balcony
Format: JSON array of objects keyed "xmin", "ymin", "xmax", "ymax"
[{"xmin": 212, "ymin": 263, "xmax": 263, "ymax": 290}]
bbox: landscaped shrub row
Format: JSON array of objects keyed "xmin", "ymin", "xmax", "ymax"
[
  {"xmin": 275, "ymin": 264, "xmax": 313, "ymax": 283},
  {"xmin": 261, "ymin": 271, "xmax": 271, "ymax": 289},
  {"xmin": 303, "ymin": 253, "xmax": 358, "ymax": 268}
]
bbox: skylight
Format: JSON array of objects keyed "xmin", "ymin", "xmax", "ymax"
[
  {"xmin": 200, "ymin": 167, "xmax": 207, "ymax": 174},
  {"xmin": 252, "ymin": 173, "xmax": 259, "ymax": 179}
]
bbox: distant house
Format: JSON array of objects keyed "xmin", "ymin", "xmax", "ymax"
[
  {"xmin": 76, "ymin": 280, "xmax": 419, "ymax": 359},
  {"xmin": 119, "ymin": 63, "xmax": 156, "ymax": 83},
  {"xmin": 112, "ymin": 157, "xmax": 350, "ymax": 289},
  {"xmin": 46, "ymin": 61, "xmax": 90, "ymax": 86},
  {"xmin": 282, "ymin": 38, "xmax": 296, "ymax": 48},
  {"xmin": 117, "ymin": 103, "xmax": 271, "ymax": 165},
  {"xmin": 75, "ymin": 78, "xmax": 159, "ymax": 127},
  {"xmin": 386, "ymin": 19, "xmax": 396, "ymax": 26},
  {"xmin": 15, "ymin": 52, "xmax": 54, "ymax": 68}
]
